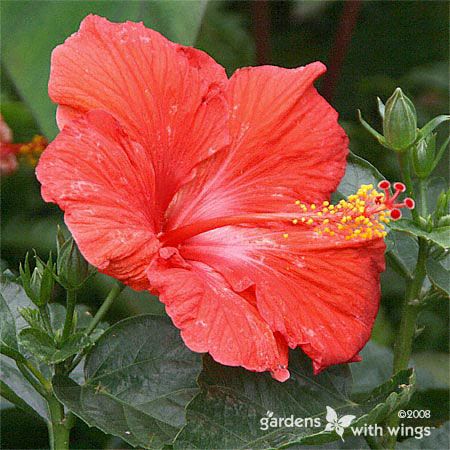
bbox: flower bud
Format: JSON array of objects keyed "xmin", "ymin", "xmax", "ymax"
[
  {"xmin": 19, "ymin": 253, "xmax": 54, "ymax": 306},
  {"xmin": 57, "ymin": 236, "xmax": 91, "ymax": 290},
  {"xmin": 434, "ymin": 189, "xmax": 450, "ymax": 223},
  {"xmin": 383, "ymin": 88, "xmax": 417, "ymax": 151},
  {"xmin": 413, "ymin": 133, "xmax": 436, "ymax": 179}
]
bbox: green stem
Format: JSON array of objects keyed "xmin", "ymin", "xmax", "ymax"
[
  {"xmin": 418, "ymin": 179, "xmax": 427, "ymax": 218},
  {"xmin": 85, "ymin": 282, "xmax": 124, "ymax": 336},
  {"xmin": 398, "ymin": 151, "xmax": 420, "ymax": 222},
  {"xmin": 47, "ymin": 394, "xmax": 71, "ymax": 450},
  {"xmin": 393, "ymin": 237, "xmax": 427, "ymax": 371},
  {"xmin": 62, "ymin": 290, "xmax": 77, "ymax": 341},
  {"xmin": 68, "ymin": 282, "xmax": 124, "ymax": 373},
  {"xmin": 386, "ymin": 237, "xmax": 428, "ymax": 449}
]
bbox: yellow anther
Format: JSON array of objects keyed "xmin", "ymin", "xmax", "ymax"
[
  {"xmin": 296, "ymin": 184, "xmax": 392, "ymax": 242},
  {"xmin": 295, "ymin": 200, "xmax": 301, "ymax": 205},
  {"xmin": 283, "ymin": 233, "xmax": 289, "ymax": 239},
  {"xmin": 292, "ymin": 219, "xmax": 298, "ymax": 225}
]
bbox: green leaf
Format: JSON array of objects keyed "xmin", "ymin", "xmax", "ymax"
[
  {"xmin": 388, "ymin": 220, "xmax": 450, "ymax": 250},
  {"xmin": 0, "ymin": 278, "xmax": 33, "ymax": 334},
  {"xmin": 335, "ymin": 152, "xmax": 384, "ymax": 199},
  {"xmin": 0, "ymin": 279, "xmax": 49, "ymax": 420},
  {"xmin": 53, "ymin": 314, "xmax": 202, "ymax": 449},
  {"xmin": 0, "ymin": 380, "xmax": 43, "ymax": 420},
  {"xmin": 397, "ymin": 421, "xmax": 449, "ymax": 449},
  {"xmin": 0, "ymin": 292, "xmax": 18, "ymax": 350},
  {"xmin": 426, "ymin": 257, "xmax": 450, "ymax": 297},
  {"xmin": 174, "ymin": 352, "xmax": 415, "ymax": 449},
  {"xmin": 0, "ymin": 356, "xmax": 48, "ymax": 420},
  {"xmin": 18, "ymin": 328, "xmax": 92, "ymax": 364},
  {"xmin": 1, "ymin": 0, "xmax": 208, "ymax": 139},
  {"xmin": 351, "ymin": 342, "xmax": 449, "ymax": 428}
]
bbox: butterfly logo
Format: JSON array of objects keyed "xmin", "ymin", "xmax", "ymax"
[{"xmin": 324, "ymin": 406, "xmax": 356, "ymax": 441}]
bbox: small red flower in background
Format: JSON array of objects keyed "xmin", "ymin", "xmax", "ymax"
[
  {"xmin": 37, "ymin": 15, "xmax": 403, "ymax": 381},
  {"xmin": 1, "ymin": 114, "xmax": 47, "ymax": 176}
]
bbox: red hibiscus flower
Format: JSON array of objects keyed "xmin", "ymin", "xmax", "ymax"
[
  {"xmin": 1, "ymin": 114, "xmax": 47, "ymax": 175},
  {"xmin": 36, "ymin": 15, "xmax": 408, "ymax": 381}
]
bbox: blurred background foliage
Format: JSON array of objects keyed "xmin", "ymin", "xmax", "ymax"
[{"xmin": 1, "ymin": 1, "xmax": 448, "ymax": 448}]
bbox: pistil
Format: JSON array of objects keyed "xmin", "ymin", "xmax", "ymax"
[{"xmin": 160, "ymin": 181, "xmax": 414, "ymax": 246}]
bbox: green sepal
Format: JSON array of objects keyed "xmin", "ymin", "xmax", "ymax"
[
  {"xmin": 19, "ymin": 252, "xmax": 55, "ymax": 306},
  {"xmin": 377, "ymin": 97, "xmax": 385, "ymax": 119},
  {"xmin": 418, "ymin": 114, "xmax": 450, "ymax": 140},
  {"xmin": 358, "ymin": 110, "xmax": 388, "ymax": 146}
]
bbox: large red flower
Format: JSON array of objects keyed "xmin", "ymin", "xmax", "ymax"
[{"xmin": 37, "ymin": 15, "xmax": 391, "ymax": 381}]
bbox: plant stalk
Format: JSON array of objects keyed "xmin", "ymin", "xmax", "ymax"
[
  {"xmin": 386, "ymin": 237, "xmax": 428, "ymax": 449},
  {"xmin": 85, "ymin": 282, "xmax": 124, "ymax": 336},
  {"xmin": 397, "ymin": 150, "xmax": 419, "ymax": 222},
  {"xmin": 47, "ymin": 394, "xmax": 71, "ymax": 450},
  {"xmin": 68, "ymin": 282, "xmax": 125, "ymax": 373},
  {"xmin": 418, "ymin": 179, "xmax": 427, "ymax": 218}
]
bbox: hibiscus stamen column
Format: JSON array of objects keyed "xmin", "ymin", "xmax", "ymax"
[{"xmin": 161, "ymin": 182, "xmax": 414, "ymax": 247}]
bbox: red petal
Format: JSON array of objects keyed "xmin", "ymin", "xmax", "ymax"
[
  {"xmin": 49, "ymin": 15, "xmax": 228, "ymax": 212},
  {"xmin": 166, "ymin": 63, "xmax": 348, "ymax": 229},
  {"xmin": 147, "ymin": 247, "xmax": 290, "ymax": 381},
  {"xmin": 177, "ymin": 226, "xmax": 385, "ymax": 373},
  {"xmin": 36, "ymin": 110, "xmax": 160, "ymax": 289}
]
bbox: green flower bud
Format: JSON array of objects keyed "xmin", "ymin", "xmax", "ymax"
[
  {"xmin": 412, "ymin": 133, "xmax": 436, "ymax": 179},
  {"xmin": 434, "ymin": 189, "xmax": 450, "ymax": 222},
  {"xmin": 57, "ymin": 236, "xmax": 91, "ymax": 290},
  {"xmin": 383, "ymin": 88, "xmax": 417, "ymax": 151},
  {"xmin": 19, "ymin": 253, "xmax": 54, "ymax": 306}
]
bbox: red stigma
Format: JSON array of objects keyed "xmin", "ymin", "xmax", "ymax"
[
  {"xmin": 390, "ymin": 209, "xmax": 402, "ymax": 220},
  {"xmin": 376, "ymin": 180, "xmax": 415, "ymax": 220},
  {"xmin": 378, "ymin": 180, "xmax": 390, "ymax": 190}
]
